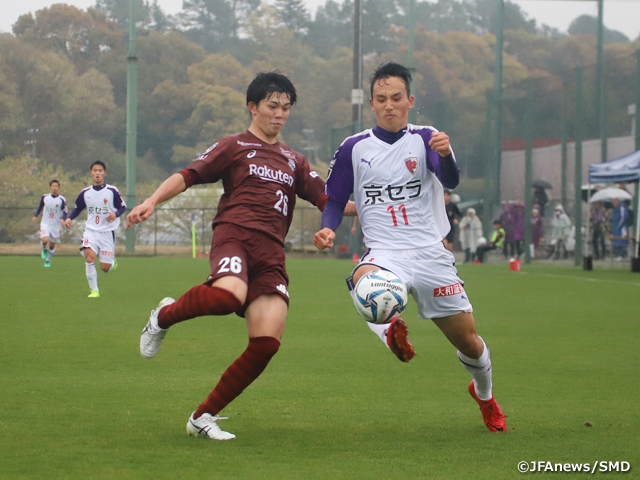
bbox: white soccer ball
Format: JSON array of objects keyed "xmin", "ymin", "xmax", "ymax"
[
  {"xmin": 476, "ymin": 236, "xmax": 487, "ymax": 246},
  {"xmin": 353, "ymin": 270, "xmax": 408, "ymax": 324}
]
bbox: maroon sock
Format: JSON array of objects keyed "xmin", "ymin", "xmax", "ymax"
[
  {"xmin": 157, "ymin": 285, "xmax": 241, "ymax": 329},
  {"xmin": 194, "ymin": 336, "xmax": 281, "ymax": 418}
]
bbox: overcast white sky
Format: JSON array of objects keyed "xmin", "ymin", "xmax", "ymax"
[{"xmin": 1, "ymin": 0, "xmax": 639, "ymax": 41}]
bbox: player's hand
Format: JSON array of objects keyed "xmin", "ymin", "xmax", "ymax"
[
  {"xmin": 429, "ymin": 131, "xmax": 451, "ymax": 157},
  {"xmin": 31, "ymin": 216, "xmax": 37, "ymax": 223},
  {"xmin": 314, "ymin": 228, "xmax": 335, "ymax": 250},
  {"xmin": 64, "ymin": 218, "xmax": 72, "ymax": 229},
  {"xmin": 126, "ymin": 200, "xmax": 155, "ymax": 228},
  {"xmin": 106, "ymin": 212, "xmax": 117, "ymax": 223}
]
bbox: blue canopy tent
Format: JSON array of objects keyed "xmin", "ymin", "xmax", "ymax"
[{"xmin": 589, "ymin": 150, "xmax": 640, "ymax": 258}]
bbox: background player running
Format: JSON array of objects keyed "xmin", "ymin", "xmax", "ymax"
[
  {"xmin": 31, "ymin": 179, "xmax": 68, "ymax": 267},
  {"xmin": 65, "ymin": 161, "xmax": 126, "ymax": 298},
  {"xmin": 314, "ymin": 62, "xmax": 506, "ymax": 433}
]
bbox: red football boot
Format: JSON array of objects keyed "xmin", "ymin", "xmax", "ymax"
[
  {"xmin": 386, "ymin": 318, "xmax": 416, "ymax": 362},
  {"xmin": 468, "ymin": 381, "xmax": 507, "ymax": 432}
]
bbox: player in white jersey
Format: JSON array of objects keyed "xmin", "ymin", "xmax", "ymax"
[
  {"xmin": 31, "ymin": 179, "xmax": 68, "ymax": 267},
  {"xmin": 314, "ymin": 63, "xmax": 506, "ymax": 433},
  {"xmin": 65, "ymin": 161, "xmax": 126, "ymax": 298}
]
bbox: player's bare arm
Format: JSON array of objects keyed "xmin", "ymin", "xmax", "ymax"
[
  {"xmin": 126, "ymin": 173, "xmax": 187, "ymax": 228},
  {"xmin": 313, "ymin": 228, "xmax": 335, "ymax": 250},
  {"xmin": 344, "ymin": 200, "xmax": 357, "ymax": 216},
  {"xmin": 428, "ymin": 131, "xmax": 451, "ymax": 157}
]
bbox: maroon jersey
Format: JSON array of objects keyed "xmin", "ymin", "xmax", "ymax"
[{"xmin": 181, "ymin": 130, "xmax": 327, "ymax": 245}]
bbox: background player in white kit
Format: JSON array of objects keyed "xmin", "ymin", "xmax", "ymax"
[
  {"xmin": 65, "ymin": 161, "xmax": 126, "ymax": 298},
  {"xmin": 31, "ymin": 179, "xmax": 68, "ymax": 268},
  {"xmin": 314, "ymin": 63, "xmax": 506, "ymax": 433}
]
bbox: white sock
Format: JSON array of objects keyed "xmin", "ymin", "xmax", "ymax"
[
  {"xmin": 46, "ymin": 248, "xmax": 55, "ymax": 261},
  {"xmin": 86, "ymin": 262, "xmax": 98, "ymax": 291},
  {"xmin": 41, "ymin": 242, "xmax": 47, "ymax": 251},
  {"xmin": 366, "ymin": 322, "xmax": 391, "ymax": 349},
  {"xmin": 458, "ymin": 337, "xmax": 493, "ymax": 401}
]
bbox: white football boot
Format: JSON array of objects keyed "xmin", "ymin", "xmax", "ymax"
[
  {"xmin": 140, "ymin": 297, "xmax": 175, "ymax": 358},
  {"xmin": 186, "ymin": 412, "xmax": 236, "ymax": 440}
]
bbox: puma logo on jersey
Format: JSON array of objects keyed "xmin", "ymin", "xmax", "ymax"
[{"xmin": 361, "ymin": 158, "xmax": 373, "ymax": 167}]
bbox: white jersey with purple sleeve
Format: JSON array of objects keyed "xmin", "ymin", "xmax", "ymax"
[
  {"xmin": 35, "ymin": 194, "xmax": 68, "ymax": 228},
  {"xmin": 69, "ymin": 184, "xmax": 126, "ymax": 232},
  {"xmin": 325, "ymin": 124, "xmax": 458, "ymax": 250}
]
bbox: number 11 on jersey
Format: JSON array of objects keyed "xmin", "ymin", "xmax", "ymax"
[{"xmin": 387, "ymin": 204, "xmax": 409, "ymax": 226}]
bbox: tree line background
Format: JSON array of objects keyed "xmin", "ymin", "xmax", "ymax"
[{"xmin": 1, "ymin": 0, "xmax": 639, "ymax": 195}]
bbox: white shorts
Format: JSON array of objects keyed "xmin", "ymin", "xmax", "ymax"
[
  {"xmin": 354, "ymin": 242, "xmax": 473, "ymax": 319},
  {"xmin": 81, "ymin": 229, "xmax": 116, "ymax": 265},
  {"xmin": 40, "ymin": 223, "xmax": 61, "ymax": 243}
]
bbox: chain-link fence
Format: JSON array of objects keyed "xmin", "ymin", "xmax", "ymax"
[{"xmin": 0, "ymin": 204, "xmax": 337, "ymax": 256}]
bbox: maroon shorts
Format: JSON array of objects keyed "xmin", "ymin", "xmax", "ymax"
[{"xmin": 205, "ymin": 223, "xmax": 289, "ymax": 316}]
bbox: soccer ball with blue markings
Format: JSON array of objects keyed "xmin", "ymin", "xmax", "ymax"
[{"xmin": 353, "ymin": 270, "xmax": 408, "ymax": 324}]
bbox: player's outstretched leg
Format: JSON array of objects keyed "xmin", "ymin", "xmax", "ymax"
[
  {"xmin": 386, "ymin": 318, "xmax": 416, "ymax": 362},
  {"xmin": 186, "ymin": 413, "xmax": 236, "ymax": 440},
  {"xmin": 140, "ymin": 297, "xmax": 175, "ymax": 358},
  {"xmin": 468, "ymin": 380, "xmax": 506, "ymax": 432}
]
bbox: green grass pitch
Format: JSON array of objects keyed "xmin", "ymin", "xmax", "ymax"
[{"xmin": 1, "ymin": 255, "xmax": 639, "ymax": 479}]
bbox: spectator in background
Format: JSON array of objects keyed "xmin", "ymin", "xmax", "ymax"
[
  {"xmin": 590, "ymin": 201, "xmax": 606, "ymax": 260},
  {"xmin": 474, "ymin": 220, "xmax": 506, "ymax": 264},
  {"xmin": 611, "ymin": 198, "xmax": 630, "ymax": 261},
  {"xmin": 499, "ymin": 202, "xmax": 512, "ymax": 258},
  {"xmin": 531, "ymin": 206, "xmax": 544, "ymax": 258},
  {"xmin": 459, "ymin": 208, "xmax": 483, "ymax": 263},
  {"xmin": 549, "ymin": 204, "xmax": 572, "ymax": 259},
  {"xmin": 533, "ymin": 186, "xmax": 549, "ymax": 217},
  {"xmin": 510, "ymin": 200, "xmax": 525, "ymax": 258},
  {"xmin": 443, "ymin": 190, "xmax": 461, "ymax": 252}
]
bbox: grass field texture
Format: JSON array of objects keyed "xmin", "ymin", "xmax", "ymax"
[{"xmin": 1, "ymin": 255, "xmax": 639, "ymax": 479}]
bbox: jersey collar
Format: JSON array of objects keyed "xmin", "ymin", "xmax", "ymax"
[{"xmin": 372, "ymin": 125, "xmax": 408, "ymax": 145}]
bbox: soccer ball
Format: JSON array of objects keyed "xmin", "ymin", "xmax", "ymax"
[
  {"xmin": 477, "ymin": 236, "xmax": 487, "ymax": 246},
  {"xmin": 353, "ymin": 270, "xmax": 408, "ymax": 324}
]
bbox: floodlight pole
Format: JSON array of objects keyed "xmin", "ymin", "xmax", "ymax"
[
  {"xmin": 352, "ymin": 0, "xmax": 363, "ymax": 133},
  {"xmin": 575, "ymin": 67, "xmax": 584, "ymax": 267},
  {"xmin": 596, "ymin": 0, "xmax": 606, "ymax": 163},
  {"xmin": 635, "ymin": 50, "xmax": 640, "ymax": 257},
  {"xmin": 524, "ymin": 80, "xmax": 533, "ymax": 264},
  {"xmin": 125, "ymin": 0, "xmax": 138, "ymax": 253},
  {"xmin": 408, "ymin": 0, "xmax": 417, "ymax": 125}
]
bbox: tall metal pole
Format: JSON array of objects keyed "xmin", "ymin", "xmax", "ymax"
[
  {"xmin": 407, "ymin": 0, "xmax": 417, "ymax": 124},
  {"xmin": 561, "ymin": 95, "xmax": 568, "ymax": 210},
  {"xmin": 575, "ymin": 67, "xmax": 584, "ymax": 267},
  {"xmin": 596, "ymin": 0, "xmax": 606, "ymax": 162},
  {"xmin": 352, "ymin": 0, "xmax": 363, "ymax": 133},
  {"xmin": 494, "ymin": 0, "xmax": 504, "ymax": 211},
  {"xmin": 524, "ymin": 79, "xmax": 533, "ymax": 265},
  {"xmin": 635, "ymin": 50, "xmax": 640, "ymax": 257},
  {"xmin": 125, "ymin": 0, "xmax": 138, "ymax": 253}
]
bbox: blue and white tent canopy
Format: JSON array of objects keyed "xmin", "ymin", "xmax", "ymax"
[{"xmin": 589, "ymin": 150, "xmax": 640, "ymax": 183}]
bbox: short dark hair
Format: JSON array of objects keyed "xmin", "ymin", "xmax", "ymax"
[
  {"xmin": 370, "ymin": 62, "xmax": 412, "ymax": 98},
  {"xmin": 90, "ymin": 161, "xmax": 106, "ymax": 171},
  {"xmin": 493, "ymin": 219, "xmax": 502, "ymax": 226},
  {"xmin": 49, "ymin": 179, "xmax": 60, "ymax": 187},
  {"xmin": 246, "ymin": 72, "xmax": 297, "ymax": 106}
]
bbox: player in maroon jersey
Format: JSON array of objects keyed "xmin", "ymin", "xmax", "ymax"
[{"xmin": 126, "ymin": 72, "xmax": 354, "ymax": 440}]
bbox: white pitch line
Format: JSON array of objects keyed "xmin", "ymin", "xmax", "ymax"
[{"xmin": 516, "ymin": 270, "xmax": 640, "ymax": 287}]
